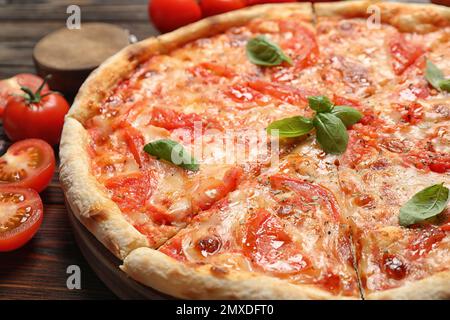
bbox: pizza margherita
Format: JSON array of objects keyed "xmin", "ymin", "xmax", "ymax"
[{"xmin": 60, "ymin": 1, "xmax": 450, "ymax": 299}]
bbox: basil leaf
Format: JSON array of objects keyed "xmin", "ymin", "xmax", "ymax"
[
  {"xmin": 331, "ymin": 105, "xmax": 363, "ymax": 127},
  {"xmin": 246, "ymin": 36, "xmax": 292, "ymax": 67},
  {"xmin": 313, "ymin": 113, "xmax": 349, "ymax": 154},
  {"xmin": 425, "ymin": 59, "xmax": 450, "ymax": 92},
  {"xmin": 439, "ymin": 79, "xmax": 450, "ymax": 92},
  {"xmin": 308, "ymin": 96, "xmax": 333, "ymax": 113},
  {"xmin": 143, "ymin": 139, "xmax": 199, "ymax": 171},
  {"xmin": 399, "ymin": 183, "xmax": 449, "ymax": 227},
  {"xmin": 267, "ymin": 116, "xmax": 314, "ymax": 137}
]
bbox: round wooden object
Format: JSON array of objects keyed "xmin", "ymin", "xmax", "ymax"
[
  {"xmin": 65, "ymin": 199, "xmax": 171, "ymax": 300},
  {"xmin": 33, "ymin": 23, "xmax": 130, "ymax": 97}
]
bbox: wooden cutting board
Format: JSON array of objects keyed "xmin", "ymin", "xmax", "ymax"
[{"xmin": 33, "ymin": 23, "xmax": 131, "ymax": 97}]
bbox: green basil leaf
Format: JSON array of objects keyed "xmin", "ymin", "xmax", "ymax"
[
  {"xmin": 313, "ymin": 113, "xmax": 349, "ymax": 154},
  {"xmin": 331, "ymin": 105, "xmax": 363, "ymax": 127},
  {"xmin": 143, "ymin": 139, "xmax": 199, "ymax": 171},
  {"xmin": 425, "ymin": 59, "xmax": 447, "ymax": 91},
  {"xmin": 399, "ymin": 183, "xmax": 449, "ymax": 227},
  {"xmin": 308, "ymin": 96, "xmax": 334, "ymax": 113},
  {"xmin": 246, "ymin": 35, "xmax": 292, "ymax": 67},
  {"xmin": 267, "ymin": 116, "xmax": 314, "ymax": 137},
  {"xmin": 438, "ymin": 79, "xmax": 450, "ymax": 92}
]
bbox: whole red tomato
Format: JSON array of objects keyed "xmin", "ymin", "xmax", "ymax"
[
  {"xmin": 3, "ymin": 76, "xmax": 70, "ymax": 145},
  {"xmin": 0, "ymin": 74, "xmax": 49, "ymax": 118},
  {"xmin": 149, "ymin": 0, "xmax": 202, "ymax": 33},
  {"xmin": 200, "ymin": 0, "xmax": 247, "ymax": 17}
]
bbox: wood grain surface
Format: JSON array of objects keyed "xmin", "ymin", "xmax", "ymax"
[{"xmin": 0, "ymin": 0, "xmax": 156, "ymax": 300}]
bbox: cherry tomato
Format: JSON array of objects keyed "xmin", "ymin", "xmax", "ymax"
[
  {"xmin": 149, "ymin": 0, "xmax": 202, "ymax": 33},
  {"xmin": 3, "ymin": 76, "xmax": 70, "ymax": 145},
  {"xmin": 0, "ymin": 74, "xmax": 49, "ymax": 118},
  {"xmin": 200, "ymin": 0, "xmax": 246, "ymax": 17},
  {"xmin": 0, "ymin": 139, "xmax": 56, "ymax": 192},
  {"xmin": 0, "ymin": 187, "xmax": 43, "ymax": 252}
]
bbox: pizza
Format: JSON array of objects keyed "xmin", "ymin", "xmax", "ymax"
[{"xmin": 60, "ymin": 1, "xmax": 450, "ymax": 299}]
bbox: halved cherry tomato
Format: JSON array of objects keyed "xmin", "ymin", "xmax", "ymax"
[
  {"xmin": 200, "ymin": 0, "xmax": 246, "ymax": 18},
  {"xmin": 0, "ymin": 139, "xmax": 56, "ymax": 193},
  {"xmin": 0, "ymin": 74, "xmax": 49, "ymax": 118},
  {"xmin": 0, "ymin": 187, "xmax": 43, "ymax": 252},
  {"xmin": 3, "ymin": 77, "xmax": 69, "ymax": 145},
  {"xmin": 149, "ymin": 0, "xmax": 202, "ymax": 33}
]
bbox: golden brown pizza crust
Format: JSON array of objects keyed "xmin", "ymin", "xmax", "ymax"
[
  {"xmin": 60, "ymin": 2, "xmax": 450, "ymax": 299},
  {"xmin": 60, "ymin": 117, "xmax": 149, "ymax": 259},
  {"xmin": 314, "ymin": 1, "xmax": 450, "ymax": 33},
  {"xmin": 121, "ymin": 247, "xmax": 350, "ymax": 300},
  {"xmin": 366, "ymin": 272, "xmax": 450, "ymax": 300}
]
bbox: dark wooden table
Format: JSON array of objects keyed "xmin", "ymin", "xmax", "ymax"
[{"xmin": 0, "ymin": 0, "xmax": 157, "ymax": 300}]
